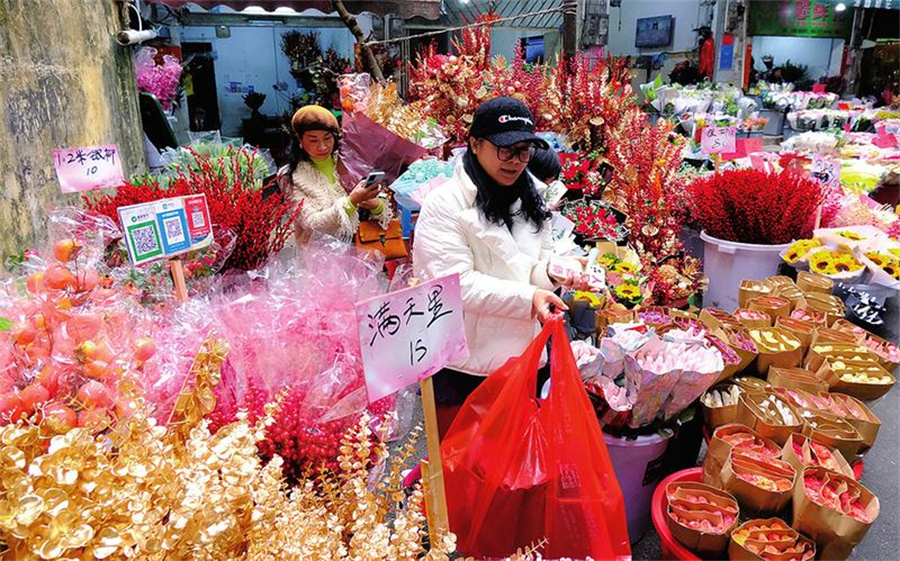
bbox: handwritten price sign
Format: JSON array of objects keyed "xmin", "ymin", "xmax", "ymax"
[
  {"xmin": 357, "ymin": 274, "xmax": 468, "ymax": 403},
  {"xmin": 54, "ymin": 144, "xmax": 125, "ymax": 193},
  {"xmin": 810, "ymin": 155, "xmax": 842, "ymax": 192},
  {"xmin": 701, "ymin": 126, "xmax": 737, "ymax": 155}
]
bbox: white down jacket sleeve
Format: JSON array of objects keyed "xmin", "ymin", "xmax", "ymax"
[{"xmin": 414, "ymin": 198, "xmax": 541, "ymax": 322}]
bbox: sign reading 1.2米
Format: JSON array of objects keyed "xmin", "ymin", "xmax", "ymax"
[
  {"xmin": 701, "ymin": 126, "xmax": 737, "ymax": 155},
  {"xmin": 117, "ymin": 194, "xmax": 214, "ymax": 266},
  {"xmin": 356, "ymin": 274, "xmax": 469, "ymax": 403},
  {"xmin": 54, "ymin": 144, "xmax": 126, "ymax": 194}
]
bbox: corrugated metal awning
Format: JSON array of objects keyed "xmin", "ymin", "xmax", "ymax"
[
  {"xmin": 145, "ymin": 0, "xmax": 442, "ymax": 20},
  {"xmin": 443, "ymin": 0, "xmax": 563, "ymax": 29}
]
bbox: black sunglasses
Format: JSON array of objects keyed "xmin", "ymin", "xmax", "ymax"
[{"xmin": 495, "ymin": 144, "xmax": 536, "ymax": 163}]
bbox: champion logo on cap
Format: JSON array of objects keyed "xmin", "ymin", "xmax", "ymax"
[{"xmin": 498, "ymin": 114, "xmax": 534, "ymax": 126}]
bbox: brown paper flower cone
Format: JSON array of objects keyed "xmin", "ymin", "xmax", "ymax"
[
  {"xmin": 797, "ymin": 271, "xmax": 834, "ymax": 294},
  {"xmin": 792, "ymin": 467, "xmax": 879, "ymax": 561}
]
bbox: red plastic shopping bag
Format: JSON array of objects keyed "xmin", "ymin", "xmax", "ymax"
[{"xmin": 441, "ymin": 317, "xmax": 632, "ymax": 560}]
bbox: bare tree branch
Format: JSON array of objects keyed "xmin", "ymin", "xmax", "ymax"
[{"xmin": 332, "ymin": 0, "xmax": 385, "ymax": 82}]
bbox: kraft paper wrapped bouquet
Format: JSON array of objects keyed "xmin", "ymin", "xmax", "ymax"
[
  {"xmin": 793, "ymin": 467, "xmax": 880, "ymax": 560},
  {"xmin": 666, "ymin": 481, "xmax": 740, "ymax": 557},
  {"xmin": 729, "ymin": 518, "xmax": 816, "ymax": 561},
  {"xmin": 703, "ymin": 423, "xmax": 781, "ymax": 489}
]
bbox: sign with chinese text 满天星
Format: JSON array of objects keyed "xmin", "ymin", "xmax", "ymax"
[
  {"xmin": 748, "ymin": 0, "xmax": 853, "ymax": 39},
  {"xmin": 54, "ymin": 144, "xmax": 125, "ymax": 193},
  {"xmin": 701, "ymin": 126, "xmax": 737, "ymax": 154},
  {"xmin": 117, "ymin": 194, "xmax": 213, "ymax": 266},
  {"xmin": 357, "ymin": 275, "xmax": 469, "ymax": 403}
]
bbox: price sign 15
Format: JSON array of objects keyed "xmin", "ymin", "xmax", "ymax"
[{"xmin": 356, "ymin": 274, "xmax": 469, "ymax": 403}]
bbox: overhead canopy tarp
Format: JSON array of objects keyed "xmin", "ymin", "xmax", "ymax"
[{"xmin": 145, "ymin": 0, "xmax": 442, "ymax": 19}]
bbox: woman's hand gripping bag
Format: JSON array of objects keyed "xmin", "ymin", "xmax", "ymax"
[{"xmin": 440, "ymin": 317, "xmax": 632, "ymax": 560}]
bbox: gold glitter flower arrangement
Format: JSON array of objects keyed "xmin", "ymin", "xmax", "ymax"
[{"xmin": 0, "ymin": 337, "xmax": 459, "ymax": 561}]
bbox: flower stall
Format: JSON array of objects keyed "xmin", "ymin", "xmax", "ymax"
[{"xmin": 0, "ymin": 8, "xmax": 898, "ymax": 561}]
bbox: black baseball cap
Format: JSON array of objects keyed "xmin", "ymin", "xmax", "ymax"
[{"xmin": 469, "ymin": 97, "xmax": 550, "ymax": 149}]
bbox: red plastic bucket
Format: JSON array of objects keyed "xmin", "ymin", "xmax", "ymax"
[{"xmin": 650, "ymin": 467, "xmax": 704, "ymax": 561}]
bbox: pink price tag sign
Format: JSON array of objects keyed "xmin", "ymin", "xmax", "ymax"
[
  {"xmin": 812, "ymin": 84, "xmax": 826, "ymax": 93},
  {"xmin": 722, "ymin": 137, "xmax": 763, "ymax": 161},
  {"xmin": 53, "ymin": 144, "xmax": 125, "ymax": 194},
  {"xmin": 356, "ymin": 274, "xmax": 469, "ymax": 403},
  {"xmin": 872, "ymin": 133, "xmax": 898, "ymax": 149},
  {"xmin": 810, "ymin": 155, "xmax": 842, "ymax": 192},
  {"xmin": 701, "ymin": 126, "xmax": 737, "ymax": 155}
]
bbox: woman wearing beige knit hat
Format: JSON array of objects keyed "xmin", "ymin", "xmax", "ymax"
[{"xmin": 281, "ymin": 105, "xmax": 391, "ymax": 243}]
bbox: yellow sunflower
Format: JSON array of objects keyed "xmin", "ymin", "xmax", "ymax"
[
  {"xmin": 865, "ymin": 252, "xmax": 889, "ymax": 268},
  {"xmin": 573, "ymin": 291, "xmax": 603, "ymax": 307},
  {"xmin": 832, "ymin": 252, "xmax": 863, "ymax": 270},
  {"xmin": 599, "ymin": 252, "xmax": 619, "ymax": 269},
  {"xmin": 614, "ymin": 283, "xmax": 642, "ymax": 300},
  {"xmin": 809, "ymin": 252, "xmax": 836, "ymax": 275},
  {"xmin": 889, "ymin": 248, "xmax": 900, "ymax": 259},
  {"xmin": 884, "ymin": 261, "xmax": 900, "ymax": 280},
  {"xmin": 836, "ymin": 230, "xmax": 864, "ymax": 241},
  {"xmin": 614, "ymin": 261, "xmax": 639, "ymax": 274},
  {"xmin": 783, "ymin": 239, "xmax": 822, "ymax": 263}
]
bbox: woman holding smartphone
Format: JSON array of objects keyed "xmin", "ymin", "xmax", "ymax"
[{"xmin": 281, "ymin": 105, "xmax": 392, "ymax": 243}]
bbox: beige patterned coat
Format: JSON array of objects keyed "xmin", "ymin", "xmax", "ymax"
[{"xmin": 282, "ymin": 159, "xmax": 392, "ymax": 244}]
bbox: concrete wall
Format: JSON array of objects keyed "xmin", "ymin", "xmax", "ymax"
[
  {"xmin": 0, "ymin": 0, "xmax": 144, "ymax": 262},
  {"xmin": 606, "ymin": 0, "xmax": 709, "ymax": 57},
  {"xmin": 178, "ymin": 19, "xmax": 372, "ymax": 137},
  {"xmin": 490, "ymin": 27, "xmax": 561, "ymax": 62}
]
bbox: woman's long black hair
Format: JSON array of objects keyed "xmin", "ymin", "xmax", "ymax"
[
  {"xmin": 463, "ymin": 141, "xmax": 549, "ymax": 232},
  {"xmin": 287, "ymin": 129, "xmax": 340, "ymax": 176}
]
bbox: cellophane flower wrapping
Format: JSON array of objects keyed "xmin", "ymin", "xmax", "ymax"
[
  {"xmin": 0, "ymin": 209, "xmax": 158, "ymax": 434},
  {"xmin": 591, "ymin": 323, "xmax": 724, "ymax": 428},
  {"xmin": 143, "ymin": 237, "xmax": 400, "ymax": 479},
  {"xmin": 341, "ymin": 111, "xmax": 430, "ymax": 186},
  {"xmin": 134, "ymin": 47, "xmax": 183, "ymax": 111}
]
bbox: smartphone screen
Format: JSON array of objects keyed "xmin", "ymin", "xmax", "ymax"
[{"xmin": 365, "ymin": 171, "xmax": 385, "ymax": 186}]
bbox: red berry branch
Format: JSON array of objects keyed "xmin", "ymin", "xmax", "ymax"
[
  {"xmin": 84, "ymin": 147, "xmax": 300, "ymax": 272},
  {"xmin": 687, "ymin": 169, "xmax": 824, "ymax": 245}
]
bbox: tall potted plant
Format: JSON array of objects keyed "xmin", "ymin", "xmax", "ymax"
[{"xmin": 687, "ymin": 169, "xmax": 823, "ymax": 310}]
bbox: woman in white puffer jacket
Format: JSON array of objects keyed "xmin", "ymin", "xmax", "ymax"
[{"xmin": 413, "ymin": 97, "xmax": 588, "ymax": 435}]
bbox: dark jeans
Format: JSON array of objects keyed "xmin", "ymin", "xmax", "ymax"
[{"xmin": 432, "ymin": 364, "xmax": 553, "ymax": 407}]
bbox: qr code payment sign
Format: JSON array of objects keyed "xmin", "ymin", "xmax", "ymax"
[
  {"xmin": 191, "ymin": 210, "xmax": 206, "ymax": 229},
  {"xmin": 163, "ymin": 216, "xmax": 186, "ymax": 244},
  {"xmin": 127, "ymin": 221, "xmax": 163, "ymax": 261}
]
